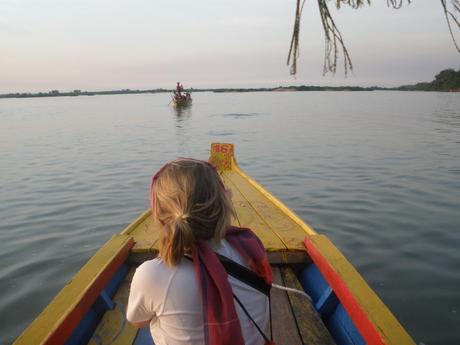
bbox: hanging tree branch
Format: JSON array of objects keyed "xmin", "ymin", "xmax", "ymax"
[
  {"xmin": 287, "ymin": 0, "xmax": 460, "ymax": 76},
  {"xmin": 287, "ymin": 0, "xmax": 307, "ymax": 75},
  {"xmin": 441, "ymin": 0, "xmax": 460, "ymax": 52},
  {"xmin": 317, "ymin": 0, "xmax": 353, "ymax": 76}
]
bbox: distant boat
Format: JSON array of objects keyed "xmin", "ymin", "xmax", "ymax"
[{"xmin": 172, "ymin": 92, "xmax": 192, "ymax": 107}]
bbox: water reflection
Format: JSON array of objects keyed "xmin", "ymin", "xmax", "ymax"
[
  {"xmin": 172, "ymin": 104, "xmax": 192, "ymax": 121},
  {"xmin": 433, "ymin": 94, "xmax": 460, "ymax": 129},
  {"xmin": 171, "ymin": 105, "xmax": 192, "ymax": 155}
]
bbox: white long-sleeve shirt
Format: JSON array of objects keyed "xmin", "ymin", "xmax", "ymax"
[{"xmin": 126, "ymin": 239, "xmax": 269, "ymax": 345}]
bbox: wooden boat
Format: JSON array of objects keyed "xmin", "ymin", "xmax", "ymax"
[
  {"xmin": 172, "ymin": 92, "xmax": 192, "ymax": 107},
  {"xmin": 13, "ymin": 143, "xmax": 415, "ymax": 345}
]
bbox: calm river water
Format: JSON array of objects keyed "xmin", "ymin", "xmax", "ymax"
[{"xmin": 0, "ymin": 91, "xmax": 459, "ymax": 344}]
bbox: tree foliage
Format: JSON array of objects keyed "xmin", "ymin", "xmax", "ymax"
[
  {"xmin": 430, "ymin": 68, "xmax": 460, "ymax": 90},
  {"xmin": 287, "ymin": 0, "xmax": 460, "ymax": 76},
  {"xmin": 397, "ymin": 68, "xmax": 460, "ymax": 91}
]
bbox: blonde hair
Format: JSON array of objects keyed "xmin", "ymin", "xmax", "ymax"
[{"xmin": 151, "ymin": 159, "xmax": 235, "ymax": 266}]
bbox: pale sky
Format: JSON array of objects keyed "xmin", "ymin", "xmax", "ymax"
[{"xmin": 1, "ymin": 0, "xmax": 459, "ymax": 93}]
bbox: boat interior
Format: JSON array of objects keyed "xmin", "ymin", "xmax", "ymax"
[{"xmin": 13, "ymin": 143, "xmax": 414, "ymax": 345}]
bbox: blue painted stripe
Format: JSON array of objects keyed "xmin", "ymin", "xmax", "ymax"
[
  {"xmin": 326, "ymin": 304, "xmax": 365, "ymax": 345},
  {"xmin": 299, "ymin": 263, "xmax": 330, "ymax": 303},
  {"xmin": 65, "ymin": 263, "xmax": 129, "ymax": 345},
  {"xmin": 93, "ymin": 289, "xmax": 114, "ymax": 314},
  {"xmin": 315, "ymin": 286, "xmax": 339, "ymax": 319},
  {"xmin": 134, "ymin": 327, "xmax": 155, "ymax": 345},
  {"xmin": 105, "ymin": 264, "xmax": 129, "ymax": 297},
  {"xmin": 65, "ymin": 309, "xmax": 99, "ymax": 345},
  {"xmin": 299, "ymin": 262, "xmax": 365, "ymax": 345}
]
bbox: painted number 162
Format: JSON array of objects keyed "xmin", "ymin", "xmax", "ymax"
[{"xmin": 214, "ymin": 145, "xmax": 230, "ymax": 153}]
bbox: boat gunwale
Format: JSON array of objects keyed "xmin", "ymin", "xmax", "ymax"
[
  {"xmin": 121, "ymin": 209, "xmax": 151, "ymax": 235},
  {"xmin": 304, "ymin": 234, "xmax": 416, "ymax": 345},
  {"xmin": 13, "ymin": 235, "xmax": 134, "ymax": 345}
]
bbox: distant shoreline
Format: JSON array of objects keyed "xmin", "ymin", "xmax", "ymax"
[
  {"xmin": 2, "ymin": 68, "xmax": 459, "ymax": 99},
  {"xmin": 1, "ymin": 85, "xmax": 458, "ymax": 99}
]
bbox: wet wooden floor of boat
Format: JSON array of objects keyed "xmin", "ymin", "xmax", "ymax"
[
  {"xmin": 89, "ymin": 265, "xmax": 335, "ymax": 345},
  {"xmin": 125, "ymin": 169, "xmax": 314, "ymax": 264}
]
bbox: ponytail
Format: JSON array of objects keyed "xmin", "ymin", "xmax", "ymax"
[
  {"xmin": 152, "ymin": 158, "xmax": 235, "ymax": 267},
  {"xmin": 160, "ymin": 214, "xmax": 195, "ymax": 266}
]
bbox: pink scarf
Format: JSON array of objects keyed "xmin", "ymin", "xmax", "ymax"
[{"xmin": 192, "ymin": 226, "xmax": 272, "ymax": 345}]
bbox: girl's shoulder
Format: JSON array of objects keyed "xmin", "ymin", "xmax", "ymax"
[
  {"xmin": 132, "ymin": 257, "xmax": 197, "ymax": 303},
  {"xmin": 134, "ymin": 257, "xmax": 193, "ymax": 281},
  {"xmin": 134, "ymin": 258, "xmax": 173, "ymax": 283}
]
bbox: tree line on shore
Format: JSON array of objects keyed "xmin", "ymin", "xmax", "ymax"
[
  {"xmin": 1, "ymin": 69, "xmax": 459, "ymax": 99},
  {"xmin": 396, "ymin": 68, "xmax": 460, "ymax": 92},
  {"xmin": 0, "ymin": 88, "xmax": 169, "ymax": 99}
]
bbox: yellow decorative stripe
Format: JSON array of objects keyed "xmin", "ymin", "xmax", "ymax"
[{"xmin": 120, "ymin": 209, "xmax": 151, "ymax": 235}]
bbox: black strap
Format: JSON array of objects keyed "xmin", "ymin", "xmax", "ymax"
[
  {"xmin": 215, "ymin": 254, "xmax": 273, "ymax": 342},
  {"xmin": 184, "ymin": 254, "xmax": 273, "ymax": 342},
  {"xmin": 233, "ymin": 292, "xmax": 272, "ymax": 343},
  {"xmin": 184, "ymin": 253, "xmax": 271, "ymax": 296},
  {"xmin": 214, "ymin": 253, "xmax": 271, "ymax": 296}
]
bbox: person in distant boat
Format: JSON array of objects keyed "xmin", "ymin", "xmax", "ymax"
[
  {"xmin": 176, "ymin": 82, "xmax": 184, "ymax": 96},
  {"xmin": 126, "ymin": 158, "xmax": 272, "ymax": 345}
]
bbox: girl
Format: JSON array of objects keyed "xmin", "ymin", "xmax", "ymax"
[{"xmin": 126, "ymin": 158, "xmax": 272, "ymax": 345}]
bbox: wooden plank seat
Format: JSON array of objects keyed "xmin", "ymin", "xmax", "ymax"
[{"xmin": 271, "ymin": 266, "xmax": 336, "ymax": 345}]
